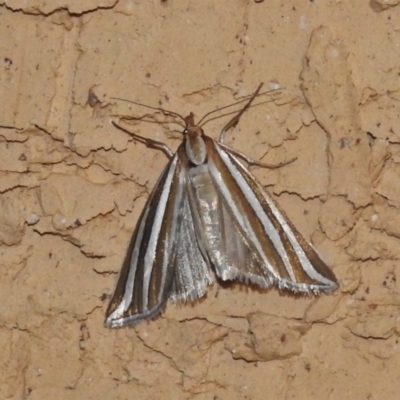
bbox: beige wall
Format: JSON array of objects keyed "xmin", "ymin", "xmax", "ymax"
[{"xmin": 0, "ymin": 1, "xmax": 399, "ymax": 399}]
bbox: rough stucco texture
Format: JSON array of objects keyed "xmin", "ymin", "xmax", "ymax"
[{"xmin": 1, "ymin": 1, "xmax": 400, "ymax": 399}]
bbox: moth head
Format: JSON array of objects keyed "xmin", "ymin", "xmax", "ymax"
[{"xmin": 184, "ymin": 112, "xmax": 207, "ymax": 165}]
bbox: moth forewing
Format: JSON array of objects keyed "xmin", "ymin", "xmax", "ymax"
[
  {"xmin": 201, "ymin": 136, "xmax": 283, "ymax": 285},
  {"xmin": 213, "ymin": 142, "xmax": 337, "ymax": 293},
  {"xmin": 105, "ymin": 154, "xmax": 183, "ymax": 328},
  {"xmin": 201, "ymin": 137, "xmax": 337, "ymax": 293}
]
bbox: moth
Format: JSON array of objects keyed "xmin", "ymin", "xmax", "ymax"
[{"xmin": 105, "ymin": 84, "xmax": 338, "ymax": 328}]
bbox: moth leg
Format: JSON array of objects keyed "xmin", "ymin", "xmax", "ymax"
[
  {"xmin": 219, "ymin": 83, "xmax": 264, "ymax": 144},
  {"xmin": 112, "ymin": 121, "xmax": 174, "ymax": 158},
  {"xmin": 218, "ymin": 142, "xmax": 297, "ymax": 169}
]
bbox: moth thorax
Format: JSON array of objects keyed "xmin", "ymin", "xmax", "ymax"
[{"xmin": 185, "ymin": 129, "xmax": 206, "ymax": 165}]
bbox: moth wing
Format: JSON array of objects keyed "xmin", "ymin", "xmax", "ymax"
[
  {"xmin": 105, "ymin": 147, "xmax": 214, "ymax": 328},
  {"xmin": 105, "ymin": 154, "xmax": 185, "ymax": 327},
  {"xmin": 206, "ymin": 139, "xmax": 338, "ymax": 294},
  {"xmin": 169, "ymin": 166, "xmax": 213, "ymax": 303}
]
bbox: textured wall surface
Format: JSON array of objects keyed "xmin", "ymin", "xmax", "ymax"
[{"xmin": 1, "ymin": 1, "xmax": 400, "ymax": 399}]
